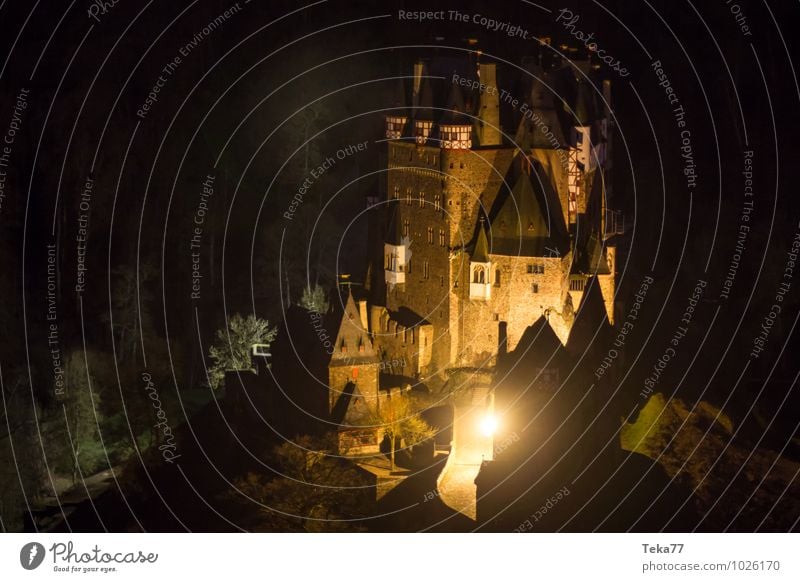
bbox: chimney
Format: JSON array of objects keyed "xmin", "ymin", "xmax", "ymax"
[{"xmin": 477, "ymin": 63, "xmax": 501, "ymax": 146}]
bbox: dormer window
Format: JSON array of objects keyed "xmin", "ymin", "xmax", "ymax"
[
  {"xmin": 385, "ymin": 115, "xmax": 407, "ymax": 140},
  {"xmin": 440, "ymin": 124, "xmax": 472, "ymax": 149},
  {"xmin": 414, "ymin": 120, "xmax": 433, "ymax": 144}
]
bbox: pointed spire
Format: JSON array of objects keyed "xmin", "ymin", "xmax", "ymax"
[
  {"xmin": 386, "ymin": 201, "xmax": 402, "ymax": 246},
  {"xmin": 488, "ymin": 166, "xmax": 569, "ymax": 257},
  {"xmin": 472, "ymin": 218, "xmax": 490, "ymax": 263},
  {"xmin": 440, "ymin": 82, "xmax": 469, "ymax": 125}
]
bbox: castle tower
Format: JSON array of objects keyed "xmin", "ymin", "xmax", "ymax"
[
  {"xmin": 477, "ymin": 62, "xmax": 501, "ymax": 146},
  {"xmin": 328, "ymin": 291, "xmax": 381, "ymax": 453},
  {"xmin": 374, "ymin": 54, "xmax": 616, "ymax": 373}
]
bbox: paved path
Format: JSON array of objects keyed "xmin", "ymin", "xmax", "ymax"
[
  {"xmin": 437, "ymin": 459, "xmax": 480, "ymax": 521},
  {"xmin": 436, "ymin": 404, "xmax": 493, "ymax": 521}
]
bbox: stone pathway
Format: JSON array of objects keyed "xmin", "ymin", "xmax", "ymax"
[
  {"xmin": 437, "ymin": 459, "xmax": 480, "ymax": 521},
  {"xmin": 436, "ymin": 403, "xmax": 493, "ymax": 522}
]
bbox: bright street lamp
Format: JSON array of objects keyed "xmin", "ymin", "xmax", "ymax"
[{"xmin": 479, "ymin": 415, "xmax": 498, "ymax": 437}]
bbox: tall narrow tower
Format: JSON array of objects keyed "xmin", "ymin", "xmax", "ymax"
[{"xmin": 477, "ymin": 62, "xmax": 502, "ymax": 146}]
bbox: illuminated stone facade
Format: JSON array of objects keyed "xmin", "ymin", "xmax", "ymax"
[{"xmin": 327, "ymin": 56, "xmax": 619, "ymax": 449}]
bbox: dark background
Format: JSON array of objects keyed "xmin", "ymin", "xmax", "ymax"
[{"xmin": 0, "ymin": 0, "xmax": 798, "ymax": 532}]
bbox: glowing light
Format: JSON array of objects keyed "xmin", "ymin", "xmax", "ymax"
[{"xmin": 479, "ymin": 415, "xmax": 498, "ymax": 437}]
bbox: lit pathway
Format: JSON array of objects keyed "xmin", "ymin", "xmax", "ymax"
[{"xmin": 436, "ymin": 404, "xmax": 492, "ymax": 522}]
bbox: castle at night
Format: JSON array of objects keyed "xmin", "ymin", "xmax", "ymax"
[
  {"xmin": 266, "ymin": 53, "xmax": 621, "ymax": 462},
  {"xmin": 305, "ymin": 52, "xmax": 622, "ymax": 454}
]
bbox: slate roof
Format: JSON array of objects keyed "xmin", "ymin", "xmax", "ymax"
[{"xmin": 484, "ymin": 166, "xmax": 569, "ymax": 258}]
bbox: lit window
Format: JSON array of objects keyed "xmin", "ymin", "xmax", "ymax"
[
  {"xmin": 393, "ymin": 186, "xmax": 400, "ymax": 199},
  {"xmin": 403, "ymin": 219, "xmax": 410, "ymax": 237},
  {"xmin": 406, "ymin": 188, "xmax": 412, "ymax": 206},
  {"xmin": 473, "ymin": 266, "xmax": 485, "ymax": 284},
  {"xmin": 423, "ymin": 261, "xmax": 429, "ymax": 280},
  {"xmin": 439, "ymin": 229, "xmax": 446, "ymax": 247},
  {"xmin": 434, "ymin": 194, "xmax": 441, "ymax": 211},
  {"xmin": 427, "ymin": 227, "xmax": 434, "ymax": 244},
  {"xmin": 415, "ymin": 120, "xmax": 433, "ymax": 144},
  {"xmin": 419, "ymin": 191, "xmax": 425, "ymax": 208},
  {"xmin": 385, "ymin": 116, "xmax": 407, "ymax": 140}
]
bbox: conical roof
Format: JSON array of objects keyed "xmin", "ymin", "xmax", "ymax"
[
  {"xmin": 440, "ymin": 82, "xmax": 470, "ymax": 125},
  {"xmin": 385, "ymin": 201, "xmax": 402, "ymax": 246},
  {"xmin": 330, "ymin": 291, "xmax": 379, "ymax": 365},
  {"xmin": 472, "ymin": 220, "xmax": 490, "ymax": 263},
  {"xmin": 488, "ymin": 168, "xmax": 568, "ymax": 257},
  {"xmin": 414, "ymin": 75, "xmax": 435, "ymax": 122}
]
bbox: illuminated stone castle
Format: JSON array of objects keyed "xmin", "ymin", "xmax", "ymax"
[
  {"xmin": 358, "ymin": 55, "xmax": 619, "ymax": 382},
  {"xmin": 297, "ymin": 54, "xmax": 622, "ymax": 454}
]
